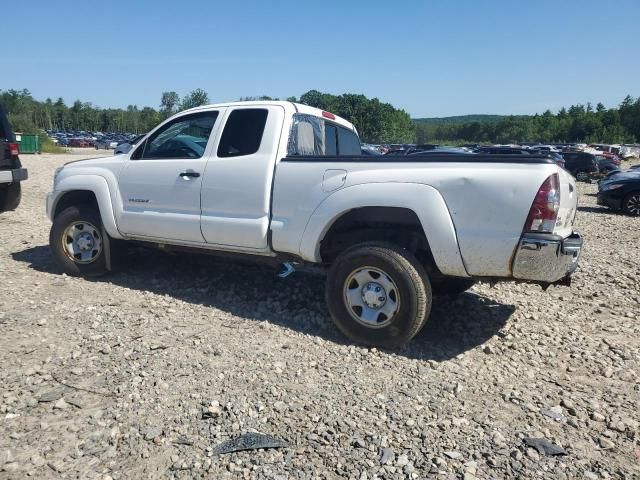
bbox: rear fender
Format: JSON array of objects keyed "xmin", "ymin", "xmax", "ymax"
[{"xmin": 299, "ymin": 182, "xmax": 469, "ymax": 277}]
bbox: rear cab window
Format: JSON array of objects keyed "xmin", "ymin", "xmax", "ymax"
[
  {"xmin": 288, "ymin": 113, "xmax": 360, "ymax": 156},
  {"xmin": 217, "ymin": 109, "xmax": 268, "ymax": 158}
]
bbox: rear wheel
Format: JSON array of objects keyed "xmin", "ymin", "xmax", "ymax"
[
  {"xmin": 0, "ymin": 183, "xmax": 21, "ymax": 213},
  {"xmin": 325, "ymin": 243, "xmax": 431, "ymax": 348},
  {"xmin": 50, "ymin": 205, "xmax": 108, "ymax": 276},
  {"xmin": 622, "ymin": 191, "xmax": 640, "ymax": 216}
]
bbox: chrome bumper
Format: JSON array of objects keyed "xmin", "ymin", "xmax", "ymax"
[{"xmin": 512, "ymin": 231, "xmax": 582, "ymax": 283}]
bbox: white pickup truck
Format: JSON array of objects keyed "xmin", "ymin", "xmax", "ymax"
[{"xmin": 47, "ymin": 101, "xmax": 582, "ymax": 347}]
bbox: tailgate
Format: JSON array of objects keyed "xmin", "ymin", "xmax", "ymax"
[{"xmin": 554, "ymin": 168, "xmax": 578, "ymax": 238}]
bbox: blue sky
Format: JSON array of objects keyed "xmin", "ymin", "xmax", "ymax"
[{"xmin": 5, "ymin": 0, "xmax": 639, "ymax": 117}]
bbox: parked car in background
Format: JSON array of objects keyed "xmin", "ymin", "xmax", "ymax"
[
  {"xmin": 0, "ymin": 105, "xmax": 28, "ymax": 213},
  {"xmin": 361, "ymin": 145, "xmax": 383, "ymax": 156},
  {"xmin": 475, "ymin": 146, "xmax": 531, "ymax": 155},
  {"xmin": 619, "ymin": 145, "xmax": 640, "ymax": 159},
  {"xmin": 114, "ymin": 134, "xmax": 146, "ymax": 155},
  {"xmin": 597, "ymin": 170, "xmax": 640, "ymax": 216},
  {"xmin": 69, "ymin": 138, "xmax": 94, "ymax": 148},
  {"xmin": 595, "ymin": 154, "xmax": 620, "ymax": 175},
  {"xmin": 590, "ymin": 144, "xmax": 621, "ymax": 157},
  {"xmin": 560, "ymin": 151, "xmax": 599, "ymax": 182},
  {"xmin": 95, "ymin": 138, "xmax": 118, "ymax": 150},
  {"xmin": 409, "ymin": 147, "xmax": 472, "ymax": 155},
  {"xmin": 532, "ymin": 151, "xmax": 565, "ymax": 169},
  {"xmin": 531, "ymin": 144, "xmax": 560, "ymax": 153}
]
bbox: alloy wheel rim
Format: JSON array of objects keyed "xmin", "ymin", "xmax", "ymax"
[
  {"xmin": 62, "ymin": 221, "xmax": 102, "ymax": 264},
  {"xmin": 343, "ymin": 266, "xmax": 400, "ymax": 328},
  {"xmin": 626, "ymin": 194, "xmax": 640, "ymax": 215}
]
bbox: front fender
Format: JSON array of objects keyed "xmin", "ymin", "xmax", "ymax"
[
  {"xmin": 48, "ymin": 175, "xmax": 123, "ymax": 239},
  {"xmin": 299, "ymin": 182, "xmax": 469, "ymax": 277}
]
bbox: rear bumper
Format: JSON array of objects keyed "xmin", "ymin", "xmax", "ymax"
[
  {"xmin": 512, "ymin": 231, "xmax": 582, "ymax": 283},
  {"xmin": 0, "ymin": 168, "xmax": 28, "ymax": 183}
]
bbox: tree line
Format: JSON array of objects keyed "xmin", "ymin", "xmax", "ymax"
[
  {"xmin": 0, "ymin": 88, "xmax": 414, "ymax": 143},
  {"xmin": 0, "ymin": 88, "xmax": 213, "ymax": 136},
  {"xmin": 415, "ymin": 96, "xmax": 640, "ymax": 144},
  {"xmin": 2, "ymin": 87, "xmax": 639, "ymax": 144}
]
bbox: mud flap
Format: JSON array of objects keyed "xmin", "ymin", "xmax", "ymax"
[
  {"xmin": 102, "ymin": 225, "xmax": 113, "ymax": 271},
  {"xmin": 102, "ymin": 226, "xmax": 128, "ymax": 272}
]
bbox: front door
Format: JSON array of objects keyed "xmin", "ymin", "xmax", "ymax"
[{"xmin": 116, "ymin": 110, "xmax": 222, "ymax": 243}]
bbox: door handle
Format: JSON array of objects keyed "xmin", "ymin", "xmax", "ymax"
[{"xmin": 179, "ymin": 171, "xmax": 200, "ymax": 178}]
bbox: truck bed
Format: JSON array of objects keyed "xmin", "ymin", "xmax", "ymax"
[
  {"xmin": 282, "ymin": 153, "xmax": 558, "ymax": 164},
  {"xmin": 271, "ymin": 153, "xmax": 575, "ymax": 278}
]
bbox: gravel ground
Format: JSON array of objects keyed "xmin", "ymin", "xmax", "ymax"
[{"xmin": 1, "ymin": 152, "xmax": 639, "ymax": 479}]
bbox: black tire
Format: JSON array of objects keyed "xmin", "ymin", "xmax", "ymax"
[
  {"xmin": 622, "ymin": 191, "xmax": 640, "ymax": 216},
  {"xmin": 50, "ymin": 205, "xmax": 108, "ymax": 276},
  {"xmin": 325, "ymin": 243, "xmax": 431, "ymax": 348},
  {"xmin": 431, "ymin": 277, "xmax": 476, "ymax": 295},
  {"xmin": 0, "ymin": 183, "xmax": 21, "ymax": 213}
]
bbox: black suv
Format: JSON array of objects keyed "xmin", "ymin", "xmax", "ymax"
[
  {"xmin": 560, "ymin": 152, "xmax": 599, "ymax": 182},
  {"xmin": 0, "ymin": 105, "xmax": 28, "ymax": 213}
]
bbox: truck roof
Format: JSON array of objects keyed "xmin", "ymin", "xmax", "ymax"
[{"xmin": 181, "ymin": 101, "xmax": 357, "ymax": 132}]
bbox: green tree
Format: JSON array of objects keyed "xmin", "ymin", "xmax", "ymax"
[
  {"xmin": 159, "ymin": 91, "xmax": 180, "ymax": 119},
  {"xmin": 180, "ymin": 88, "xmax": 209, "ymax": 111}
]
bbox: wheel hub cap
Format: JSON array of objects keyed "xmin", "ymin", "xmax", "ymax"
[
  {"xmin": 362, "ymin": 282, "xmax": 387, "ymax": 309},
  {"xmin": 76, "ymin": 232, "xmax": 95, "ymax": 251},
  {"xmin": 343, "ymin": 267, "xmax": 400, "ymax": 328},
  {"xmin": 62, "ymin": 221, "xmax": 102, "ymax": 264}
]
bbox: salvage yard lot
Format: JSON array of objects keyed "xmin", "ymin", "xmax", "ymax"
[{"xmin": 1, "ymin": 153, "xmax": 639, "ymax": 479}]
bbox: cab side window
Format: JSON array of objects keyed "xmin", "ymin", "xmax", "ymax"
[
  {"xmin": 337, "ymin": 126, "xmax": 361, "ymax": 155},
  {"xmin": 287, "ymin": 114, "xmax": 360, "ymax": 156},
  {"xmin": 217, "ymin": 109, "xmax": 268, "ymax": 158},
  {"xmin": 132, "ymin": 112, "xmax": 218, "ymax": 160}
]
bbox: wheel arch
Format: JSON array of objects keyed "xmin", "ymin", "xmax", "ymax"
[
  {"xmin": 299, "ymin": 182, "xmax": 469, "ymax": 277},
  {"xmin": 50, "ymin": 175, "xmax": 122, "ymax": 239}
]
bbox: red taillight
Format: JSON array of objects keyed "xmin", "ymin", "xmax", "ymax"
[
  {"xmin": 322, "ymin": 111, "xmax": 336, "ymax": 120},
  {"xmin": 524, "ymin": 173, "xmax": 560, "ymax": 233},
  {"xmin": 8, "ymin": 143, "xmax": 19, "ymax": 156}
]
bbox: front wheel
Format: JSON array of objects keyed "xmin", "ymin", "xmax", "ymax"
[
  {"xmin": 622, "ymin": 191, "xmax": 640, "ymax": 216},
  {"xmin": 325, "ymin": 243, "xmax": 432, "ymax": 348},
  {"xmin": 50, "ymin": 205, "xmax": 108, "ymax": 276}
]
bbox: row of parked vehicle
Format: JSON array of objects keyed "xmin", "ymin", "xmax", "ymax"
[
  {"xmin": 362, "ymin": 142, "xmax": 640, "ymax": 216},
  {"xmin": 365, "ymin": 142, "xmax": 635, "ymax": 183},
  {"xmin": 46, "ymin": 130, "xmax": 141, "ymax": 150}
]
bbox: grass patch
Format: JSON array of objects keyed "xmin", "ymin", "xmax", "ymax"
[{"xmin": 39, "ymin": 134, "xmax": 67, "ymax": 154}]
